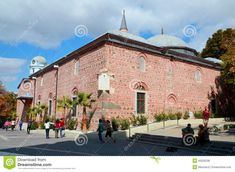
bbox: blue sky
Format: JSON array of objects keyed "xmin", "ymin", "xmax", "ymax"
[
  {"xmin": 0, "ymin": 36, "xmax": 93, "ymax": 91},
  {"xmin": 0, "ymin": 0, "xmax": 235, "ymax": 92}
]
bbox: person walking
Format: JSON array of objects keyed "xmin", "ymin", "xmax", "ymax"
[
  {"xmin": 59, "ymin": 118, "xmax": 65, "ymax": 138},
  {"xmin": 44, "ymin": 119, "xmax": 54, "ymax": 139},
  {"xmin": 203, "ymin": 106, "xmax": 210, "ymax": 127},
  {"xmin": 4, "ymin": 120, "xmax": 10, "ymax": 131},
  {"xmin": 27, "ymin": 119, "xmax": 32, "ymax": 134},
  {"xmin": 105, "ymin": 120, "xmax": 115, "ymax": 143},
  {"xmin": 54, "ymin": 119, "xmax": 60, "ymax": 138},
  {"xmin": 11, "ymin": 119, "xmax": 16, "ymax": 131},
  {"xmin": 19, "ymin": 120, "xmax": 23, "ymax": 131},
  {"xmin": 97, "ymin": 119, "xmax": 104, "ymax": 143}
]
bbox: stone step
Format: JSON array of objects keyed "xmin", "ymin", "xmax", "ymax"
[{"xmin": 132, "ymin": 133, "xmax": 235, "ymax": 155}]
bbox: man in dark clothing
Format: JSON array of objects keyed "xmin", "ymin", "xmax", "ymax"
[
  {"xmin": 182, "ymin": 123, "xmax": 194, "ymax": 137},
  {"xmin": 27, "ymin": 120, "xmax": 32, "ymax": 134}
]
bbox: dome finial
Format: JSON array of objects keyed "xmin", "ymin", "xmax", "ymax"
[
  {"xmin": 161, "ymin": 27, "xmax": 164, "ymax": 35},
  {"xmin": 119, "ymin": 10, "xmax": 128, "ymax": 32}
]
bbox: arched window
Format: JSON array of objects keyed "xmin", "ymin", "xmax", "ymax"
[
  {"xmin": 195, "ymin": 69, "xmax": 202, "ymax": 82},
  {"xmin": 138, "ymin": 56, "xmax": 146, "ymax": 72},
  {"xmin": 74, "ymin": 61, "xmax": 80, "ymax": 75},
  {"xmin": 133, "ymin": 81, "xmax": 148, "ymax": 114}
]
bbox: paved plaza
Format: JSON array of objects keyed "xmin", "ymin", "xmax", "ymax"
[{"xmin": 0, "ymin": 122, "xmax": 234, "ymax": 156}]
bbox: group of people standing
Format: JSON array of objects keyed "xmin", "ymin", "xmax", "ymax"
[
  {"xmin": 182, "ymin": 106, "xmax": 211, "ymax": 145},
  {"xmin": 3, "ymin": 119, "xmax": 20, "ymax": 131},
  {"xmin": 44, "ymin": 118, "xmax": 65, "ymax": 139},
  {"xmin": 97, "ymin": 119, "xmax": 116, "ymax": 143}
]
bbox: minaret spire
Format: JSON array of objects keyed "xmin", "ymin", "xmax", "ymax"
[
  {"xmin": 161, "ymin": 27, "xmax": 164, "ymax": 35},
  {"xmin": 119, "ymin": 10, "xmax": 128, "ymax": 32}
]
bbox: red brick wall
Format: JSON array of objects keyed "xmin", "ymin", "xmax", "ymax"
[
  {"xmin": 17, "ymin": 43, "xmax": 220, "ymax": 130},
  {"xmin": 31, "ymin": 45, "xmax": 107, "ymax": 129},
  {"xmin": 104, "ymin": 44, "xmax": 220, "ymax": 121}
]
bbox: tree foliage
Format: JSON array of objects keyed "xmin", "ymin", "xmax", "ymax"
[
  {"xmin": 221, "ymin": 48, "xmax": 235, "ymax": 87},
  {"xmin": 0, "ymin": 91, "xmax": 17, "ymax": 117},
  {"xmin": 201, "ymin": 28, "xmax": 235, "ymax": 59},
  {"xmin": 201, "ymin": 28, "xmax": 235, "ymax": 118}
]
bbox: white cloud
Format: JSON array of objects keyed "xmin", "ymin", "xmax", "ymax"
[
  {"xmin": 0, "ymin": 0, "xmax": 234, "ymax": 50},
  {"xmin": 0, "ymin": 57, "xmax": 26, "ymax": 82}
]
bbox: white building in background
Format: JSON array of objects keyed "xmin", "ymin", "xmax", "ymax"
[{"xmin": 29, "ymin": 56, "xmax": 47, "ymax": 75}]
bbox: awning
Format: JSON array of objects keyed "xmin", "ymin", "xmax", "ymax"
[{"xmin": 16, "ymin": 96, "xmax": 33, "ymax": 100}]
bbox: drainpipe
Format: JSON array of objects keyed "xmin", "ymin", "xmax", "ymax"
[
  {"xmin": 54, "ymin": 65, "xmax": 59, "ymax": 117},
  {"xmin": 32, "ymin": 77, "xmax": 37, "ymax": 106}
]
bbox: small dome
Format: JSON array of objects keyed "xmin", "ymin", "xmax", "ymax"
[
  {"xmin": 32, "ymin": 56, "xmax": 47, "ymax": 65},
  {"xmin": 148, "ymin": 34, "xmax": 187, "ymax": 47},
  {"xmin": 204, "ymin": 57, "xmax": 223, "ymax": 64}
]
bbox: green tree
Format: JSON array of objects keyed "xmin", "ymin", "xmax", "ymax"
[
  {"xmin": 77, "ymin": 92, "xmax": 95, "ymax": 131},
  {"xmin": 202, "ymin": 28, "xmax": 235, "ymax": 118},
  {"xmin": 221, "ymin": 48, "xmax": 235, "ymax": 87},
  {"xmin": 35, "ymin": 103, "xmax": 48, "ymax": 123},
  {"xmin": 0, "ymin": 92, "xmax": 16, "ymax": 117},
  {"xmin": 57, "ymin": 96, "xmax": 74, "ymax": 119},
  {"xmin": 26, "ymin": 106, "xmax": 37, "ymax": 121},
  {"xmin": 200, "ymin": 28, "xmax": 234, "ymax": 59}
]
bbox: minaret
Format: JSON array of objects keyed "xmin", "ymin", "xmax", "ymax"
[
  {"xmin": 161, "ymin": 27, "xmax": 164, "ymax": 35},
  {"xmin": 119, "ymin": 10, "xmax": 128, "ymax": 32}
]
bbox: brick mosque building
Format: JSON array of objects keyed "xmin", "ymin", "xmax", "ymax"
[{"xmin": 17, "ymin": 12, "xmax": 221, "ymax": 129}]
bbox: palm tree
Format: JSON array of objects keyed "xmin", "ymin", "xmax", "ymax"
[
  {"xmin": 35, "ymin": 103, "xmax": 48, "ymax": 123},
  {"xmin": 77, "ymin": 92, "xmax": 95, "ymax": 131},
  {"xmin": 57, "ymin": 96, "xmax": 73, "ymax": 119},
  {"xmin": 26, "ymin": 106, "xmax": 37, "ymax": 121}
]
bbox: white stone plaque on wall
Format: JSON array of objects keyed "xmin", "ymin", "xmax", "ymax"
[{"xmin": 98, "ymin": 73, "xmax": 110, "ymax": 91}]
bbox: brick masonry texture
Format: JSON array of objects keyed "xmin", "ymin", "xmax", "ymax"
[{"xmin": 17, "ymin": 43, "xmax": 220, "ymax": 130}]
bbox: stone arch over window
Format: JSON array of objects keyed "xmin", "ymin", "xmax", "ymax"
[
  {"xmin": 72, "ymin": 87, "xmax": 78, "ymax": 95},
  {"xmin": 195, "ymin": 67, "xmax": 202, "ymax": 82},
  {"xmin": 48, "ymin": 92, "xmax": 53, "ymax": 99},
  {"xmin": 167, "ymin": 94, "xmax": 177, "ymax": 105},
  {"xmin": 133, "ymin": 81, "xmax": 148, "ymax": 91},
  {"xmin": 137, "ymin": 54, "xmax": 146, "ymax": 72}
]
